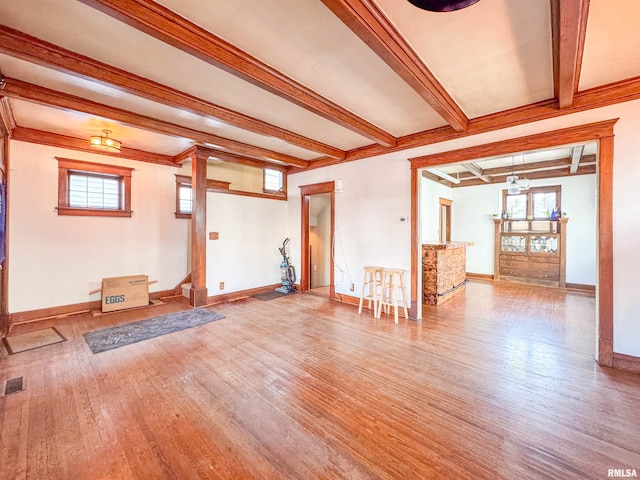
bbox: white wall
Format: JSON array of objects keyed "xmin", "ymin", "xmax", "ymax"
[
  {"xmin": 206, "ymin": 192, "xmax": 287, "ymax": 294},
  {"xmin": 8, "ymin": 141, "xmax": 188, "ymax": 312},
  {"xmin": 287, "ymin": 155, "xmax": 411, "ymax": 301},
  {"xmin": 288, "ymin": 99, "xmax": 640, "ymax": 357},
  {"xmin": 420, "ymin": 176, "xmax": 453, "ymax": 242},
  {"xmin": 450, "ymin": 175, "xmax": 597, "ymax": 285}
]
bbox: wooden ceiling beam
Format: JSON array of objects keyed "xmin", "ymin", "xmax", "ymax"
[
  {"xmin": 452, "ymin": 164, "xmax": 596, "ymax": 187},
  {"xmin": 461, "ymin": 162, "xmax": 490, "ymax": 183},
  {"xmin": 421, "ymin": 170, "xmax": 453, "ymax": 188},
  {"xmin": 2, "ymin": 78, "xmax": 309, "ymax": 168},
  {"xmin": 0, "ymin": 97, "xmax": 17, "ymax": 136},
  {"xmin": 570, "ymin": 145, "xmax": 585, "ymax": 174},
  {"xmin": 77, "ymin": 0, "xmax": 396, "ymax": 147},
  {"xmin": 302, "ymin": 74, "xmax": 638, "ymax": 172},
  {"xmin": 11, "ymin": 127, "xmax": 177, "ymax": 166},
  {"xmin": 193, "ymin": 146, "xmax": 288, "ymax": 172},
  {"xmin": 320, "ymin": 0, "xmax": 467, "ymax": 132},
  {"xmin": 552, "ymin": 0, "xmax": 590, "ymax": 109},
  {"xmin": 0, "ymin": 25, "xmax": 344, "ymax": 160},
  {"xmin": 452, "ymin": 154, "xmax": 596, "ymax": 180}
]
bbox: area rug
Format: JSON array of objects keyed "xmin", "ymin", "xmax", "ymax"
[
  {"xmin": 3, "ymin": 327, "xmax": 67, "ymax": 355},
  {"xmin": 83, "ymin": 308, "xmax": 224, "ymax": 354},
  {"xmin": 252, "ymin": 290, "xmax": 294, "ymax": 301}
]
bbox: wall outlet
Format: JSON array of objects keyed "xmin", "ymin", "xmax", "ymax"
[
  {"xmin": 219, "ymin": 281, "xmax": 224, "ymax": 290},
  {"xmin": 350, "ymin": 283, "xmax": 355, "ymax": 291}
]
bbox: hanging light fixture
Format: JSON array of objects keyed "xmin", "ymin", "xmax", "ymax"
[
  {"xmin": 407, "ymin": 0, "xmax": 481, "ymax": 12},
  {"xmin": 89, "ymin": 129, "xmax": 121, "ymax": 152},
  {"xmin": 506, "ymin": 156, "xmax": 520, "ymax": 194},
  {"xmin": 517, "ymin": 152, "xmax": 530, "ymax": 191}
]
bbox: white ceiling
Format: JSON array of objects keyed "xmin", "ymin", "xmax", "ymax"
[{"xmin": 0, "ymin": 0, "xmax": 638, "ymax": 169}]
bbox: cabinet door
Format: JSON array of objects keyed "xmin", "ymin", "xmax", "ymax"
[
  {"xmin": 501, "ymin": 235, "xmax": 526, "ymax": 253},
  {"xmin": 529, "ymin": 235, "xmax": 559, "ymax": 255}
]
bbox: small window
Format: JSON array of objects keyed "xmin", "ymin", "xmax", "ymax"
[
  {"xmin": 57, "ymin": 158, "xmax": 132, "ymax": 217},
  {"xmin": 263, "ymin": 168, "xmax": 284, "ymax": 194},
  {"xmin": 175, "ymin": 177, "xmax": 193, "ymax": 218},
  {"xmin": 502, "ymin": 185, "xmax": 561, "ymax": 220}
]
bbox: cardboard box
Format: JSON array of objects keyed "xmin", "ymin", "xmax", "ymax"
[{"xmin": 101, "ymin": 274, "xmax": 149, "ymax": 313}]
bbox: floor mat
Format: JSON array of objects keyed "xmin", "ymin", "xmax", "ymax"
[{"xmin": 3, "ymin": 327, "xmax": 67, "ymax": 354}]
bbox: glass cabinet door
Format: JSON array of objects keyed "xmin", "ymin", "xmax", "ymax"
[
  {"xmin": 529, "ymin": 235, "xmax": 558, "ymax": 254},
  {"xmin": 501, "ymin": 235, "xmax": 526, "ymax": 253}
]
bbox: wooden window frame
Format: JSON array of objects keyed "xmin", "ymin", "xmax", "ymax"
[
  {"xmin": 57, "ymin": 157, "xmax": 132, "ymax": 217},
  {"xmin": 502, "ymin": 185, "xmax": 562, "ymax": 220},
  {"xmin": 175, "ymin": 176, "xmax": 193, "ymax": 219}
]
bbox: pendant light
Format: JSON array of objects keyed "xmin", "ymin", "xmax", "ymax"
[
  {"xmin": 506, "ymin": 156, "xmax": 520, "ymax": 194},
  {"xmin": 407, "ymin": 0, "xmax": 481, "ymax": 12},
  {"xmin": 517, "ymin": 153, "xmax": 530, "ymax": 191}
]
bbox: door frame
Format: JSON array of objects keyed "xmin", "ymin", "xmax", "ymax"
[
  {"xmin": 439, "ymin": 197, "xmax": 452, "ymax": 243},
  {"xmin": 299, "ymin": 181, "xmax": 335, "ymax": 298},
  {"xmin": 409, "ymin": 119, "xmax": 616, "ymax": 367}
]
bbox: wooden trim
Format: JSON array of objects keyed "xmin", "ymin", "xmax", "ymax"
[
  {"xmin": 409, "ymin": 167, "xmax": 419, "ymax": 319},
  {"xmin": 0, "ymin": 25, "xmax": 343, "ymax": 159},
  {"xmin": 299, "ymin": 181, "xmax": 335, "ymax": 295},
  {"xmin": 12, "ymin": 127, "xmax": 177, "ymax": 166},
  {"xmin": 175, "ymin": 174, "xmax": 231, "ymax": 190},
  {"xmin": 409, "ymin": 120, "xmax": 618, "ymax": 169},
  {"xmin": 0, "ymin": 97, "xmax": 17, "ymax": 136},
  {"xmin": 0, "ymin": 134, "xmax": 9, "ymax": 336},
  {"xmin": 189, "ymin": 153, "xmax": 207, "ymax": 307},
  {"xmin": 554, "ymin": 0, "xmax": 590, "ymax": 108},
  {"xmin": 565, "ymin": 282, "xmax": 596, "ymax": 292},
  {"xmin": 204, "ymin": 283, "xmax": 282, "ymax": 306},
  {"xmin": 597, "ymin": 133, "xmax": 614, "ymax": 367},
  {"xmin": 172, "ymin": 273, "xmax": 191, "ymax": 296},
  {"xmin": 409, "ymin": 120, "xmax": 616, "ymax": 367},
  {"xmin": 8, "ymin": 289, "xmax": 175, "ymax": 326},
  {"xmin": 438, "ymin": 197, "xmax": 451, "ymax": 242},
  {"xmin": 56, "ymin": 157, "xmax": 134, "ymax": 176},
  {"xmin": 57, "ymin": 207, "xmax": 132, "ymax": 218},
  {"xmin": 3, "ymin": 77, "xmax": 308, "ymax": 168},
  {"xmin": 466, "ymin": 273, "xmax": 494, "ymax": 281},
  {"xmin": 194, "ymin": 146, "xmax": 289, "ymax": 172},
  {"xmin": 454, "ymin": 165, "xmax": 596, "ymax": 188},
  {"xmin": 299, "ymin": 181, "xmax": 336, "ymax": 196},
  {"xmin": 77, "ymin": 0, "xmax": 396, "ymax": 148},
  {"xmin": 612, "ymin": 353, "xmax": 640, "ymax": 375},
  {"xmin": 320, "ymin": 0, "xmax": 467, "ymax": 132},
  {"xmin": 332, "ymin": 292, "xmax": 361, "ymax": 307}
]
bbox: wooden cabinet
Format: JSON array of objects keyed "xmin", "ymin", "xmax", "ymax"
[{"xmin": 493, "ymin": 218, "xmax": 568, "ymax": 287}]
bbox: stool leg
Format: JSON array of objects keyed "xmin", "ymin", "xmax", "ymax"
[
  {"xmin": 399, "ymin": 275, "xmax": 408, "ymax": 320},
  {"xmin": 358, "ymin": 272, "xmax": 367, "ymax": 314},
  {"xmin": 392, "ymin": 276, "xmax": 399, "ymax": 324}
]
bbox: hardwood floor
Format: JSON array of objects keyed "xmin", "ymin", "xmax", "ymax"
[{"xmin": 1, "ymin": 282, "xmax": 639, "ymax": 479}]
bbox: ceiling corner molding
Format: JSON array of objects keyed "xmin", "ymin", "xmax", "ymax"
[
  {"xmin": 321, "ymin": 0, "xmax": 468, "ymax": 132},
  {"xmin": 553, "ymin": 0, "xmax": 591, "ymax": 109},
  {"xmin": 0, "ymin": 97, "xmax": 17, "ymax": 136},
  {"xmin": 77, "ymin": 0, "xmax": 397, "ymax": 147},
  {"xmin": 11, "ymin": 127, "xmax": 177, "ymax": 166}
]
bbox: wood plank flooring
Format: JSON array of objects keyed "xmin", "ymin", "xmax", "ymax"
[{"xmin": 1, "ymin": 281, "xmax": 639, "ymax": 479}]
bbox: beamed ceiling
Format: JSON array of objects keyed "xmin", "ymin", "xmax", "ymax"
[{"xmin": 0, "ymin": 0, "xmax": 639, "ymax": 174}]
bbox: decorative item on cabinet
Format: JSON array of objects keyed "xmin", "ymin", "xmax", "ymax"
[{"xmin": 493, "ymin": 218, "xmax": 568, "ymax": 287}]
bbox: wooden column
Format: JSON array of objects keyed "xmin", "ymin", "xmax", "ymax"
[
  {"xmin": 189, "ymin": 147, "xmax": 208, "ymax": 307},
  {"xmin": 0, "ymin": 133, "xmax": 8, "ymax": 335}
]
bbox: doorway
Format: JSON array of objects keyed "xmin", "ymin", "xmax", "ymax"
[
  {"xmin": 410, "ymin": 120, "xmax": 616, "ymax": 366},
  {"xmin": 299, "ymin": 182, "xmax": 335, "ymax": 298}
]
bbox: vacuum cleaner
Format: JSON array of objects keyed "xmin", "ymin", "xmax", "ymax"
[{"xmin": 275, "ymin": 238, "xmax": 296, "ymax": 294}]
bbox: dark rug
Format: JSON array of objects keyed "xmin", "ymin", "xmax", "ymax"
[
  {"xmin": 83, "ymin": 308, "xmax": 224, "ymax": 353},
  {"xmin": 252, "ymin": 290, "xmax": 295, "ymax": 301}
]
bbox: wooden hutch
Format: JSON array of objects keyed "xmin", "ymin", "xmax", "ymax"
[{"xmin": 493, "ymin": 218, "xmax": 568, "ymax": 287}]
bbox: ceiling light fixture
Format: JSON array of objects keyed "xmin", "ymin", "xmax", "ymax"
[
  {"xmin": 90, "ymin": 129, "xmax": 121, "ymax": 152},
  {"xmin": 517, "ymin": 153, "xmax": 530, "ymax": 191},
  {"xmin": 506, "ymin": 156, "xmax": 520, "ymax": 194},
  {"xmin": 407, "ymin": 0, "xmax": 481, "ymax": 12}
]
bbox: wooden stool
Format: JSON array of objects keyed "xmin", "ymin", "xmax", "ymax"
[
  {"xmin": 377, "ymin": 268, "xmax": 408, "ymax": 324},
  {"xmin": 358, "ymin": 266, "xmax": 383, "ymax": 317}
]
